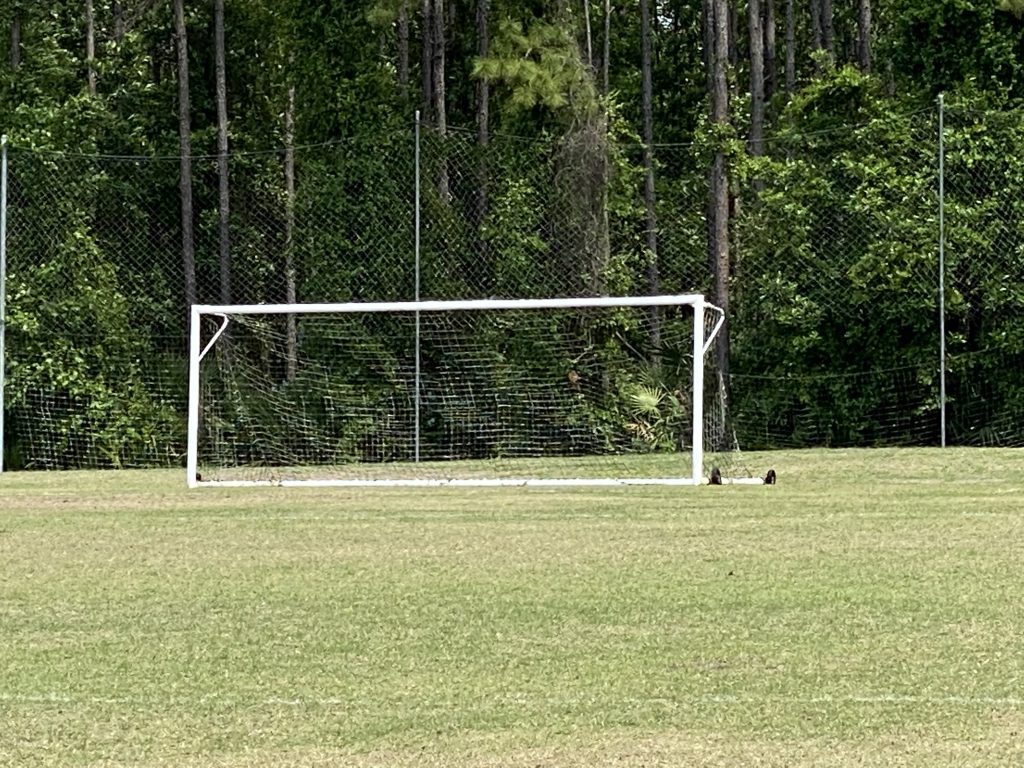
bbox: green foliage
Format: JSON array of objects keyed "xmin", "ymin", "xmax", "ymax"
[
  {"xmin": 779, "ymin": 65, "xmax": 886, "ymax": 133},
  {"xmin": 484, "ymin": 174, "xmax": 552, "ymax": 296},
  {"xmin": 727, "ymin": 65, "xmax": 945, "ymax": 447},
  {"xmin": 890, "ymin": 0, "xmax": 1024, "ymax": 98},
  {"xmin": 5, "ymin": 207, "xmax": 181, "ymax": 467},
  {"xmin": 999, "ymin": 0, "xmax": 1024, "ymax": 18},
  {"xmin": 475, "ymin": 17, "xmax": 599, "ymax": 120},
  {"xmin": 4, "ymin": 0, "xmax": 1024, "ymax": 468},
  {"xmin": 624, "ymin": 382, "xmax": 688, "ymax": 451}
]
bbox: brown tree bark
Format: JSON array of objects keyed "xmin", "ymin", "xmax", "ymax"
[
  {"xmin": 421, "ymin": 0, "xmax": 432, "ymax": 118},
  {"xmin": 602, "ymin": 0, "xmax": 610, "ymax": 94},
  {"xmin": 431, "ymin": 0, "xmax": 449, "ymax": 202},
  {"xmin": 284, "ymin": 81, "xmax": 297, "ymax": 381},
  {"xmin": 10, "ymin": 10, "xmax": 20, "ymax": 71},
  {"xmin": 710, "ymin": 0, "xmax": 731, "ymax": 388},
  {"xmin": 475, "ymin": 0, "xmax": 490, "ymax": 291},
  {"xmin": 857, "ymin": 0, "xmax": 872, "ymax": 72},
  {"xmin": 784, "ymin": 0, "xmax": 794, "ymax": 94},
  {"xmin": 764, "ymin": 0, "xmax": 776, "ymax": 99},
  {"xmin": 582, "ymin": 0, "xmax": 593, "ymax": 71},
  {"xmin": 728, "ymin": 0, "xmax": 738, "ymax": 66},
  {"xmin": 640, "ymin": 0, "xmax": 661, "ymax": 348},
  {"xmin": 810, "ymin": 0, "xmax": 822, "ymax": 55},
  {"xmin": 85, "ymin": 0, "xmax": 97, "ymax": 95},
  {"xmin": 476, "ymin": 0, "xmax": 489, "ymax": 148},
  {"xmin": 748, "ymin": 0, "xmax": 765, "ymax": 160},
  {"xmin": 398, "ymin": 0, "xmax": 410, "ymax": 98},
  {"xmin": 173, "ymin": 0, "xmax": 196, "ymax": 313},
  {"xmin": 702, "ymin": 0, "xmax": 714, "ymax": 286},
  {"xmin": 821, "ymin": 0, "xmax": 834, "ymax": 62},
  {"xmin": 112, "ymin": 1, "xmax": 125, "ymax": 43},
  {"xmin": 475, "ymin": 0, "xmax": 487, "ymax": 150},
  {"xmin": 214, "ymin": 0, "xmax": 231, "ymax": 303}
]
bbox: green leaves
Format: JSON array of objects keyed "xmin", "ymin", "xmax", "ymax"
[
  {"xmin": 624, "ymin": 381, "xmax": 688, "ymax": 452},
  {"xmin": 475, "ymin": 18, "xmax": 599, "ymax": 119},
  {"xmin": 891, "ymin": 0, "xmax": 1024, "ymax": 98}
]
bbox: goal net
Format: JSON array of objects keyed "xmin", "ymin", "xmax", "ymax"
[{"xmin": 187, "ymin": 296, "xmax": 727, "ymax": 487}]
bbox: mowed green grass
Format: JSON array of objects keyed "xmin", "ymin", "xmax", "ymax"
[{"xmin": 2, "ymin": 448, "xmax": 1023, "ymax": 767}]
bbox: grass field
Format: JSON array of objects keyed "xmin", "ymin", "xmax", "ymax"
[{"xmin": 2, "ymin": 448, "xmax": 1023, "ymax": 767}]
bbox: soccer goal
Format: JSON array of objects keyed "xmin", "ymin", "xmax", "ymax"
[{"xmin": 186, "ymin": 295, "xmax": 726, "ymax": 487}]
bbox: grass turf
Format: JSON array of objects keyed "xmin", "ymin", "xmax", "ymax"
[{"xmin": 1, "ymin": 447, "xmax": 1023, "ymax": 766}]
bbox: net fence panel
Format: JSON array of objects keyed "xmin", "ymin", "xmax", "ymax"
[
  {"xmin": 418, "ymin": 124, "xmax": 703, "ymax": 302},
  {"xmin": 941, "ymin": 107, "xmax": 1024, "ymax": 446},
  {"xmin": 291, "ymin": 132, "xmax": 416, "ymax": 304},
  {"xmin": 3, "ymin": 136, "xmax": 417, "ymax": 469},
  {"xmin": 4, "ymin": 151, "xmax": 187, "ymax": 468},
  {"xmin": 724, "ymin": 110, "xmax": 942, "ymax": 449},
  {"xmin": 6, "ymin": 105, "xmax": 1024, "ymax": 471}
]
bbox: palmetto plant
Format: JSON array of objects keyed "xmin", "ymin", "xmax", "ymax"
[{"xmin": 625, "ymin": 382, "xmax": 688, "ymax": 451}]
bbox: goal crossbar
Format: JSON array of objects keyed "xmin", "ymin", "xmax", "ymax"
[
  {"xmin": 187, "ymin": 295, "xmax": 723, "ymax": 488},
  {"xmin": 193, "ymin": 294, "xmax": 707, "ymax": 317}
]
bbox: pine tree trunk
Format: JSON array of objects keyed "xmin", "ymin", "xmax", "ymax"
[
  {"xmin": 398, "ymin": 0, "xmax": 410, "ymax": 98},
  {"xmin": 476, "ymin": 0, "xmax": 489, "ymax": 148},
  {"xmin": 173, "ymin": 0, "xmax": 196, "ymax": 314},
  {"xmin": 784, "ymin": 0, "xmax": 794, "ymax": 95},
  {"xmin": 710, "ymin": 0, "xmax": 731, "ymax": 389},
  {"xmin": 431, "ymin": 0, "xmax": 449, "ymax": 203},
  {"xmin": 475, "ymin": 0, "xmax": 490, "ymax": 292},
  {"xmin": 596, "ymin": 4, "xmax": 610, "ymax": 297},
  {"xmin": 857, "ymin": 0, "xmax": 872, "ymax": 72},
  {"xmin": 810, "ymin": 0, "xmax": 822, "ymax": 55},
  {"xmin": 639, "ymin": 6, "xmax": 658, "ymax": 261},
  {"xmin": 10, "ymin": 11, "xmax": 20, "ymax": 71},
  {"xmin": 421, "ymin": 0, "xmax": 432, "ymax": 118},
  {"xmin": 764, "ymin": 0, "xmax": 776, "ymax": 100},
  {"xmin": 728, "ymin": 0, "xmax": 738, "ymax": 66},
  {"xmin": 640, "ymin": 0, "xmax": 660, "ymax": 351},
  {"xmin": 748, "ymin": 0, "xmax": 765, "ymax": 161},
  {"xmin": 821, "ymin": 0, "xmax": 834, "ymax": 62},
  {"xmin": 702, "ymin": 0, "xmax": 715, "ymax": 278},
  {"xmin": 85, "ymin": 0, "xmax": 97, "ymax": 95},
  {"xmin": 582, "ymin": 0, "xmax": 593, "ymax": 70},
  {"xmin": 284, "ymin": 82, "xmax": 297, "ymax": 382},
  {"xmin": 214, "ymin": 0, "xmax": 231, "ymax": 304},
  {"xmin": 112, "ymin": 1, "xmax": 125, "ymax": 43},
  {"xmin": 602, "ymin": 0, "xmax": 610, "ymax": 94}
]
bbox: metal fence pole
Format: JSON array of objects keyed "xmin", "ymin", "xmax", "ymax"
[
  {"xmin": 414, "ymin": 111, "xmax": 422, "ymax": 463},
  {"xmin": 937, "ymin": 94, "xmax": 947, "ymax": 447},
  {"xmin": 0, "ymin": 135, "xmax": 7, "ymax": 473}
]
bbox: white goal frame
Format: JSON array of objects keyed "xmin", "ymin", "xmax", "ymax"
[{"xmin": 186, "ymin": 295, "xmax": 725, "ymax": 488}]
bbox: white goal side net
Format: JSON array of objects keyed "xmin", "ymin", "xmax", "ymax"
[{"xmin": 187, "ymin": 296, "xmax": 726, "ymax": 487}]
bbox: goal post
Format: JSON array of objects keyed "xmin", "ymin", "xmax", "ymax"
[{"xmin": 186, "ymin": 295, "xmax": 725, "ymax": 488}]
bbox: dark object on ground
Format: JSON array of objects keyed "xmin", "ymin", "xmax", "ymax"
[
  {"xmin": 709, "ymin": 467, "xmax": 722, "ymax": 485},
  {"xmin": 764, "ymin": 469, "xmax": 776, "ymax": 485}
]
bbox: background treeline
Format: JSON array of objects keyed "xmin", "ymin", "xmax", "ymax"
[{"xmin": 2, "ymin": 0, "xmax": 1024, "ymax": 469}]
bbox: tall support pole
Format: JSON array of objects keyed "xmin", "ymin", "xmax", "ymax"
[
  {"xmin": 938, "ymin": 93, "xmax": 947, "ymax": 447},
  {"xmin": 414, "ymin": 111, "xmax": 422, "ymax": 463},
  {"xmin": 691, "ymin": 300, "xmax": 706, "ymax": 484},
  {"xmin": 0, "ymin": 136, "xmax": 7, "ymax": 473}
]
